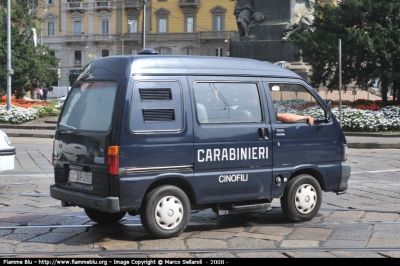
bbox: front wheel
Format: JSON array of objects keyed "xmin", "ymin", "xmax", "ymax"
[
  {"xmin": 140, "ymin": 185, "xmax": 191, "ymax": 239},
  {"xmin": 280, "ymin": 174, "xmax": 322, "ymax": 222},
  {"xmin": 84, "ymin": 208, "xmax": 126, "ymax": 225}
]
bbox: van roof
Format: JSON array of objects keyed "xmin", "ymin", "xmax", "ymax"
[{"xmin": 84, "ymin": 55, "xmax": 303, "ymax": 80}]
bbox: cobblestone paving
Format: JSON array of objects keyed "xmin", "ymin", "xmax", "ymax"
[{"xmin": 0, "ymin": 138, "xmax": 399, "ymax": 258}]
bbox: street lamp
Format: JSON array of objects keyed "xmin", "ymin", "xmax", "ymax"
[
  {"xmin": 225, "ymin": 33, "xmax": 230, "ymax": 57},
  {"xmin": 142, "ymin": 0, "xmax": 147, "ymax": 49},
  {"xmin": 6, "ymin": 0, "xmax": 13, "ymax": 110}
]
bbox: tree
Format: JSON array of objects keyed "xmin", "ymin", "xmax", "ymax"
[
  {"xmin": 0, "ymin": 0, "xmax": 59, "ymax": 98},
  {"xmin": 289, "ymin": 0, "xmax": 400, "ymax": 106}
]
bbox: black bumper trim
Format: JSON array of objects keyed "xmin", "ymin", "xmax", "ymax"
[
  {"xmin": 0, "ymin": 147, "xmax": 16, "ymax": 156},
  {"xmin": 50, "ymin": 185, "xmax": 120, "ymax": 213},
  {"xmin": 339, "ymin": 162, "xmax": 351, "ymax": 191}
]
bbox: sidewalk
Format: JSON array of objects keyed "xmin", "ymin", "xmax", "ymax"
[
  {"xmin": 0, "ymin": 117, "xmax": 57, "ymax": 139},
  {"xmin": 1, "ymin": 117, "xmax": 400, "ymax": 148}
]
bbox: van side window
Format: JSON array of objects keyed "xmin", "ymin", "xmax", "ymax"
[
  {"xmin": 194, "ymin": 82, "xmax": 262, "ymax": 123},
  {"xmin": 130, "ymin": 81, "xmax": 183, "ymax": 132},
  {"xmin": 269, "ymin": 83, "xmax": 325, "ymax": 121}
]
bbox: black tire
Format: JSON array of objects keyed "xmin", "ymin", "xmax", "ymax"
[
  {"xmin": 140, "ymin": 185, "xmax": 191, "ymax": 239},
  {"xmin": 280, "ymin": 174, "xmax": 322, "ymax": 222},
  {"xmin": 84, "ymin": 208, "xmax": 126, "ymax": 225}
]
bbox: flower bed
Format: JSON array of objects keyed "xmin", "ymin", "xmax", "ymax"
[
  {"xmin": 1, "ymin": 95, "xmax": 400, "ymax": 132},
  {"xmin": 275, "ymin": 99, "xmax": 400, "ymax": 132},
  {"xmin": 0, "ymin": 96, "xmax": 62, "ymax": 124}
]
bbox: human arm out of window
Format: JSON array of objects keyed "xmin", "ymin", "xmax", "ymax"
[{"xmin": 277, "ymin": 113, "xmax": 314, "ymax": 125}]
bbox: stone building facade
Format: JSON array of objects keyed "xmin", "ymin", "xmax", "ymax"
[
  {"xmin": 35, "ymin": 0, "xmax": 337, "ymax": 87},
  {"xmin": 36, "ymin": 0, "xmax": 239, "ymax": 87}
]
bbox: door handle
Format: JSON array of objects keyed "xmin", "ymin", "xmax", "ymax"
[
  {"xmin": 276, "ymin": 128, "xmax": 285, "ymax": 136},
  {"xmin": 258, "ymin": 128, "xmax": 269, "ymax": 139}
]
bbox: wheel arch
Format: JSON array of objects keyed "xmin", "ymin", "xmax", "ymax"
[
  {"xmin": 290, "ymin": 168, "xmax": 325, "ymax": 191},
  {"xmin": 143, "ymin": 176, "xmax": 196, "ymax": 207}
]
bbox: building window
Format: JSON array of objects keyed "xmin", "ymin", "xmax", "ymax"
[
  {"xmin": 216, "ymin": 48, "xmax": 223, "ymax": 57},
  {"xmin": 158, "ymin": 18, "xmax": 167, "ymax": 33},
  {"xmin": 159, "ymin": 48, "xmax": 167, "ymax": 55},
  {"xmin": 128, "ymin": 19, "xmax": 138, "ymax": 33},
  {"xmin": 47, "ymin": 22, "xmax": 55, "ymax": 36},
  {"xmin": 102, "ymin": 50, "xmax": 109, "ymax": 57},
  {"xmin": 49, "ymin": 50, "xmax": 55, "ymax": 56},
  {"xmin": 131, "ymin": 49, "xmax": 137, "ymax": 55},
  {"xmin": 101, "ymin": 20, "xmax": 109, "ymax": 34},
  {"xmin": 48, "ymin": 0, "xmax": 55, "ymax": 5},
  {"xmin": 73, "ymin": 21, "xmax": 82, "ymax": 35},
  {"xmin": 213, "ymin": 15, "xmax": 223, "ymax": 31},
  {"xmin": 187, "ymin": 48, "xmax": 193, "ymax": 55},
  {"xmin": 186, "ymin": 17, "xmax": 194, "ymax": 33},
  {"xmin": 155, "ymin": 8, "xmax": 170, "ymax": 33},
  {"xmin": 75, "ymin": 51, "xmax": 81, "ymax": 66},
  {"xmin": 210, "ymin": 6, "xmax": 226, "ymax": 31}
]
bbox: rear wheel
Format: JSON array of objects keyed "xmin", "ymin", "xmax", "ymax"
[
  {"xmin": 140, "ymin": 185, "xmax": 191, "ymax": 239},
  {"xmin": 280, "ymin": 174, "xmax": 322, "ymax": 222},
  {"xmin": 84, "ymin": 208, "xmax": 126, "ymax": 225}
]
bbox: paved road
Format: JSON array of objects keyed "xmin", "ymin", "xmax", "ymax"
[{"xmin": 0, "ymin": 138, "xmax": 399, "ymax": 258}]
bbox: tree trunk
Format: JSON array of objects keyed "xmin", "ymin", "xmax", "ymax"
[
  {"xmin": 397, "ymin": 86, "xmax": 400, "ymax": 105},
  {"xmin": 380, "ymin": 78, "xmax": 388, "ymax": 107},
  {"xmin": 394, "ymin": 80, "xmax": 400, "ymax": 105},
  {"xmin": 392, "ymin": 80, "xmax": 398, "ymax": 104}
]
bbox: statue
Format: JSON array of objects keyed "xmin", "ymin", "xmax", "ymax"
[
  {"xmin": 234, "ymin": 0, "xmax": 265, "ymax": 39},
  {"xmin": 282, "ymin": 0, "xmax": 315, "ymax": 41}
]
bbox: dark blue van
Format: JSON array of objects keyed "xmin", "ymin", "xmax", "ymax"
[{"xmin": 50, "ymin": 55, "xmax": 350, "ymax": 239}]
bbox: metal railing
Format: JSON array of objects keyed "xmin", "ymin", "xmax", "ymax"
[
  {"xmin": 67, "ymin": 2, "xmax": 88, "ymax": 11},
  {"xmin": 95, "ymin": 1, "xmax": 112, "ymax": 9},
  {"xmin": 125, "ymin": 0, "xmax": 140, "ymax": 8},
  {"xmin": 94, "ymin": 34, "xmax": 118, "ymax": 42},
  {"xmin": 198, "ymin": 31, "xmax": 238, "ymax": 40}
]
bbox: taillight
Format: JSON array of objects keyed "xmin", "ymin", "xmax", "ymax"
[
  {"xmin": 52, "ymin": 140, "xmax": 55, "ymax": 166},
  {"xmin": 343, "ymin": 144, "xmax": 348, "ymax": 161},
  {"xmin": 108, "ymin": 146, "xmax": 119, "ymax": 175}
]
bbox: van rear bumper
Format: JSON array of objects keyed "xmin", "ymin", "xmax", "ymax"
[
  {"xmin": 337, "ymin": 162, "xmax": 351, "ymax": 194},
  {"xmin": 50, "ymin": 185, "xmax": 120, "ymax": 213}
]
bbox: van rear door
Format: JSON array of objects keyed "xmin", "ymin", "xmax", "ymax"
[
  {"xmin": 190, "ymin": 77, "xmax": 273, "ymax": 204},
  {"xmin": 53, "ymin": 81, "xmax": 117, "ymax": 197}
]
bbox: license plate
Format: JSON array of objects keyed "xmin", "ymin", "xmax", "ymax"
[{"xmin": 69, "ymin": 170, "xmax": 92, "ymax": 185}]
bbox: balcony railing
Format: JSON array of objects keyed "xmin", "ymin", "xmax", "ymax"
[
  {"xmin": 94, "ymin": 34, "xmax": 118, "ymax": 42},
  {"xmin": 67, "ymin": 2, "xmax": 87, "ymax": 12},
  {"xmin": 198, "ymin": 31, "xmax": 238, "ymax": 41},
  {"xmin": 123, "ymin": 33, "xmax": 141, "ymax": 42},
  {"xmin": 65, "ymin": 34, "xmax": 88, "ymax": 43},
  {"xmin": 179, "ymin": 0, "xmax": 200, "ymax": 8},
  {"xmin": 95, "ymin": 1, "xmax": 112, "ymax": 10},
  {"xmin": 125, "ymin": 0, "xmax": 140, "ymax": 9}
]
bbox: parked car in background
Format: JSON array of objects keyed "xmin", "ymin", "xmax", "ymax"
[
  {"xmin": 0, "ymin": 130, "xmax": 15, "ymax": 174},
  {"xmin": 58, "ymin": 95, "xmax": 66, "ymax": 104}
]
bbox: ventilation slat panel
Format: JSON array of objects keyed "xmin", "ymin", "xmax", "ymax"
[
  {"xmin": 143, "ymin": 109, "xmax": 175, "ymax": 122},
  {"xmin": 140, "ymin": 88, "xmax": 172, "ymax": 100}
]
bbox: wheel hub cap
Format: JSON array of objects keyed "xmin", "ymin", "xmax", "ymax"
[
  {"xmin": 155, "ymin": 196, "xmax": 183, "ymax": 230},
  {"xmin": 295, "ymin": 184, "xmax": 317, "ymax": 214}
]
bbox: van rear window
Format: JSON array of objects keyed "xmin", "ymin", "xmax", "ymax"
[{"xmin": 58, "ymin": 82, "xmax": 117, "ymax": 131}]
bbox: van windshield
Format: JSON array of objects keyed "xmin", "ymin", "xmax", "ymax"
[{"xmin": 58, "ymin": 82, "xmax": 117, "ymax": 131}]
